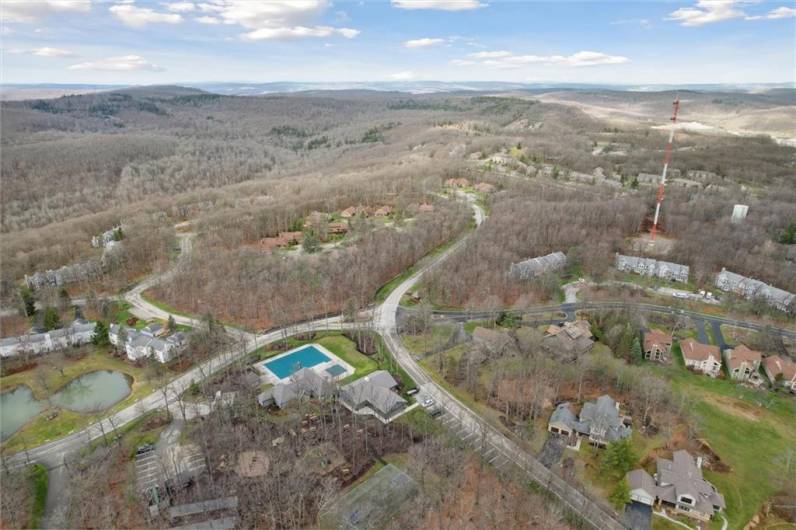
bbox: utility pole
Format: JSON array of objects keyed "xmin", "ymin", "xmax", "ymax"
[{"xmin": 650, "ymin": 97, "xmax": 681, "ymax": 241}]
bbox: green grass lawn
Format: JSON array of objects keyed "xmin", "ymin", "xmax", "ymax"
[
  {"xmin": 28, "ymin": 463, "xmax": 48, "ymax": 530},
  {"xmin": 1, "ymin": 348, "xmax": 154, "ymax": 454},
  {"xmin": 648, "ymin": 346, "xmax": 796, "ymax": 530},
  {"xmin": 401, "ymin": 324, "xmax": 455, "ymax": 356}
]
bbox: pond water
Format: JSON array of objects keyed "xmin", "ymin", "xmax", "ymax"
[
  {"xmin": 51, "ymin": 370, "xmax": 132, "ymax": 413},
  {"xmin": 0, "ymin": 385, "xmax": 45, "ymax": 440},
  {"xmin": 0, "ymin": 370, "xmax": 132, "ymax": 440}
]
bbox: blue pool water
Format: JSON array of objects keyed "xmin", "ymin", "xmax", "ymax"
[{"xmin": 264, "ymin": 345, "xmax": 331, "ymax": 379}]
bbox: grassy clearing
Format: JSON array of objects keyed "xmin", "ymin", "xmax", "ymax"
[
  {"xmin": 28, "ymin": 463, "xmax": 48, "ymax": 529},
  {"xmin": 1, "ymin": 348, "xmax": 154, "ymax": 454},
  {"xmin": 647, "ymin": 346, "xmax": 796, "ymax": 530},
  {"xmin": 401, "ymin": 324, "xmax": 455, "ymax": 356}
]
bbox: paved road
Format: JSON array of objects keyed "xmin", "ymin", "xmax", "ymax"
[{"xmin": 375, "ymin": 199, "xmax": 627, "ymax": 530}]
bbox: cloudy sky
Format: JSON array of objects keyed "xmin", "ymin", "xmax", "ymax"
[{"xmin": 2, "ymin": 0, "xmax": 794, "ymax": 85}]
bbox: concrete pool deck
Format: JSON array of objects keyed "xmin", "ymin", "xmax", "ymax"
[{"xmin": 253, "ymin": 343, "xmax": 355, "ymax": 385}]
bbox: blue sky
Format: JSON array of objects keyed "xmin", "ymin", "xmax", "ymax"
[{"xmin": 2, "ymin": 0, "xmax": 794, "ymax": 84}]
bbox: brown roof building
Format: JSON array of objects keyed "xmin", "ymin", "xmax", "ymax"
[
  {"xmin": 473, "ymin": 182, "xmax": 496, "ymax": 193},
  {"xmin": 374, "ymin": 205, "xmax": 393, "ymax": 217},
  {"xmin": 643, "ymin": 329, "xmax": 673, "ymax": 363},
  {"xmin": 723, "ymin": 344, "xmax": 762, "ymax": 383},
  {"xmin": 444, "ymin": 178, "xmax": 470, "ymax": 188},
  {"xmin": 763, "ymin": 355, "xmax": 796, "ymax": 391},
  {"xmin": 680, "ymin": 339, "xmax": 721, "ymax": 377},
  {"xmin": 542, "ymin": 320, "xmax": 594, "ymax": 361}
]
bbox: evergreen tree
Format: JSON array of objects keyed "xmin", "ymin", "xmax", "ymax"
[
  {"xmin": 601, "ymin": 438, "xmax": 637, "ymax": 480},
  {"xmin": 92, "ymin": 321, "xmax": 110, "ymax": 347},
  {"xmin": 20, "ymin": 286, "xmax": 36, "ymax": 317},
  {"xmin": 302, "ymin": 229, "xmax": 320, "ymax": 253},
  {"xmin": 609, "ymin": 478, "xmax": 631, "ymax": 510},
  {"xmin": 631, "ymin": 337, "xmax": 643, "ymax": 362},
  {"xmin": 43, "ymin": 307, "xmax": 61, "ymax": 331},
  {"xmin": 168, "ymin": 314, "xmax": 176, "ymax": 331}
]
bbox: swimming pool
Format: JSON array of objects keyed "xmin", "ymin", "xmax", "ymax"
[{"xmin": 263, "ymin": 344, "xmax": 331, "ymax": 379}]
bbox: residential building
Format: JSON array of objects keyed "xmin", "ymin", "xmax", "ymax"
[
  {"xmin": 340, "ymin": 370, "xmax": 407, "ymax": 422},
  {"xmin": 472, "ymin": 326, "xmax": 513, "ymax": 355},
  {"xmin": 327, "ymin": 221, "xmax": 348, "ymax": 235},
  {"xmin": 680, "ymin": 339, "xmax": 722, "ymax": 377},
  {"xmin": 723, "ymin": 344, "xmax": 762, "ymax": 383},
  {"xmin": 731, "ymin": 204, "xmax": 748, "ymax": 223},
  {"xmin": 509, "ymin": 251, "xmax": 567, "ymax": 280},
  {"xmin": 763, "ymin": 355, "xmax": 796, "ymax": 392},
  {"xmin": 25, "ymin": 260, "xmax": 103, "ymax": 290},
  {"xmin": 715, "ymin": 268, "xmax": 794, "ymax": 313},
  {"xmin": 643, "ymin": 329, "xmax": 673, "ymax": 363},
  {"xmin": 444, "ymin": 178, "xmax": 470, "ymax": 188},
  {"xmin": 636, "ymin": 173, "xmax": 660, "ymax": 185},
  {"xmin": 0, "ymin": 320, "xmax": 97, "ymax": 357},
  {"xmin": 91, "ymin": 225, "xmax": 122, "ymax": 248},
  {"xmin": 627, "ymin": 450, "xmax": 725, "ymax": 522},
  {"xmin": 542, "ymin": 320, "xmax": 594, "ymax": 361},
  {"xmin": 615, "ymin": 254, "xmax": 690, "ymax": 283},
  {"xmin": 257, "ymin": 368, "xmax": 334, "ymax": 408},
  {"xmin": 417, "ymin": 203, "xmax": 435, "ymax": 213},
  {"xmin": 110, "ymin": 323, "xmax": 186, "ymax": 364},
  {"xmin": 374, "ymin": 205, "xmax": 393, "ymax": 217},
  {"xmin": 686, "ymin": 169, "xmax": 718, "ymax": 181},
  {"xmin": 473, "ymin": 182, "xmax": 496, "ymax": 193},
  {"xmin": 547, "ymin": 395, "xmax": 631, "ymax": 448}
]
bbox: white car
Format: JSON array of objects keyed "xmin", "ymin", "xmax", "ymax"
[{"xmin": 422, "ymin": 397, "xmax": 435, "ymax": 408}]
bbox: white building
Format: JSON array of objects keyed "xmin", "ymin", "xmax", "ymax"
[
  {"xmin": 730, "ymin": 204, "xmax": 748, "ymax": 223},
  {"xmin": 0, "ymin": 320, "xmax": 97, "ymax": 357}
]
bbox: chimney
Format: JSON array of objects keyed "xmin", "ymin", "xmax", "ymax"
[{"xmin": 696, "ymin": 456, "xmax": 703, "ymax": 469}]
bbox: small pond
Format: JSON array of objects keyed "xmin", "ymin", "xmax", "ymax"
[
  {"xmin": 51, "ymin": 370, "xmax": 132, "ymax": 413},
  {"xmin": 0, "ymin": 385, "xmax": 45, "ymax": 440},
  {"xmin": 0, "ymin": 370, "xmax": 132, "ymax": 441}
]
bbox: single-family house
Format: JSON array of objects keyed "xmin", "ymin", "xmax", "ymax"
[
  {"xmin": 723, "ymin": 344, "xmax": 762, "ymax": 383},
  {"xmin": 114, "ymin": 324, "xmax": 186, "ymax": 364},
  {"xmin": 627, "ymin": 450, "xmax": 725, "ymax": 522},
  {"xmin": 258, "ymin": 368, "xmax": 335, "ymax": 408},
  {"xmin": 615, "ymin": 254, "xmax": 690, "ymax": 283},
  {"xmin": 417, "ymin": 203, "xmax": 435, "ymax": 213},
  {"xmin": 542, "ymin": 320, "xmax": 594, "ymax": 361},
  {"xmin": 643, "ymin": 329, "xmax": 673, "ymax": 363},
  {"xmin": 327, "ymin": 221, "xmax": 348, "ymax": 235},
  {"xmin": 547, "ymin": 395, "xmax": 631, "ymax": 448},
  {"xmin": 509, "ymin": 251, "xmax": 567, "ymax": 280},
  {"xmin": 374, "ymin": 205, "xmax": 393, "ymax": 217},
  {"xmin": 340, "ymin": 370, "xmax": 407, "ymax": 422},
  {"xmin": 473, "ymin": 182, "xmax": 496, "ymax": 193},
  {"xmin": 636, "ymin": 173, "xmax": 660, "ymax": 185},
  {"xmin": 472, "ymin": 326, "xmax": 513, "ymax": 355},
  {"xmin": 444, "ymin": 178, "xmax": 470, "ymax": 188},
  {"xmin": 763, "ymin": 355, "xmax": 796, "ymax": 392},
  {"xmin": 680, "ymin": 339, "xmax": 722, "ymax": 377}
]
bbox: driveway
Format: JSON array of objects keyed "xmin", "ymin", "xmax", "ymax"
[
  {"xmin": 623, "ymin": 501, "xmax": 652, "ymax": 530},
  {"xmin": 692, "ymin": 317, "xmax": 710, "ymax": 344}
]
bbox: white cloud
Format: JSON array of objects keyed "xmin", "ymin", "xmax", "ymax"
[
  {"xmin": 189, "ymin": 1, "xmax": 359, "ymax": 41},
  {"xmin": 33, "ymin": 46, "xmax": 75, "ymax": 57},
  {"xmin": 404, "ymin": 37, "xmax": 444, "ymax": 48},
  {"xmin": 68, "ymin": 54, "xmax": 163, "ymax": 71},
  {"xmin": 6, "ymin": 46, "xmax": 75, "ymax": 57},
  {"xmin": 2, "ymin": 0, "xmax": 91, "ymax": 23},
  {"xmin": 458, "ymin": 50, "xmax": 629, "ymax": 68},
  {"xmin": 667, "ymin": 0, "xmax": 746, "ymax": 26},
  {"xmin": 469, "ymin": 50, "xmax": 511, "ymax": 58},
  {"xmin": 392, "ymin": 0, "xmax": 485, "ymax": 11},
  {"xmin": 667, "ymin": 0, "xmax": 796, "ymax": 26},
  {"xmin": 110, "ymin": 4, "xmax": 183, "ymax": 28},
  {"xmin": 760, "ymin": 6, "xmax": 796, "ymax": 19},
  {"xmin": 194, "ymin": 15, "xmax": 220, "ymax": 24},
  {"xmin": 390, "ymin": 70, "xmax": 416, "ymax": 80},
  {"xmin": 164, "ymin": 2, "xmax": 195, "ymax": 12},
  {"xmin": 242, "ymin": 25, "xmax": 358, "ymax": 40}
]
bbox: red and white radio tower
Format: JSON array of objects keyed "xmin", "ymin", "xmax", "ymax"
[{"xmin": 650, "ymin": 97, "xmax": 681, "ymax": 240}]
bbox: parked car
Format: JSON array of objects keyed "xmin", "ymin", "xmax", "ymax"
[{"xmin": 422, "ymin": 397, "xmax": 435, "ymax": 408}]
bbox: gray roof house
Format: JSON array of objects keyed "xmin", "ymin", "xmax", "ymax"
[
  {"xmin": 25, "ymin": 260, "xmax": 103, "ymax": 290},
  {"xmin": 0, "ymin": 320, "xmax": 96, "ymax": 357},
  {"xmin": 615, "ymin": 254, "xmax": 690, "ymax": 283},
  {"xmin": 112, "ymin": 324, "xmax": 184, "ymax": 364},
  {"xmin": 715, "ymin": 268, "xmax": 794, "ymax": 312},
  {"xmin": 509, "ymin": 251, "xmax": 567, "ymax": 280},
  {"xmin": 627, "ymin": 450, "xmax": 725, "ymax": 522},
  {"xmin": 547, "ymin": 395, "xmax": 631, "ymax": 447},
  {"xmin": 340, "ymin": 370, "xmax": 407, "ymax": 422},
  {"xmin": 258, "ymin": 368, "xmax": 335, "ymax": 409}
]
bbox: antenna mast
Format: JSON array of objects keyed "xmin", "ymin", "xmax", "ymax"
[{"xmin": 650, "ymin": 96, "xmax": 680, "ymax": 241}]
